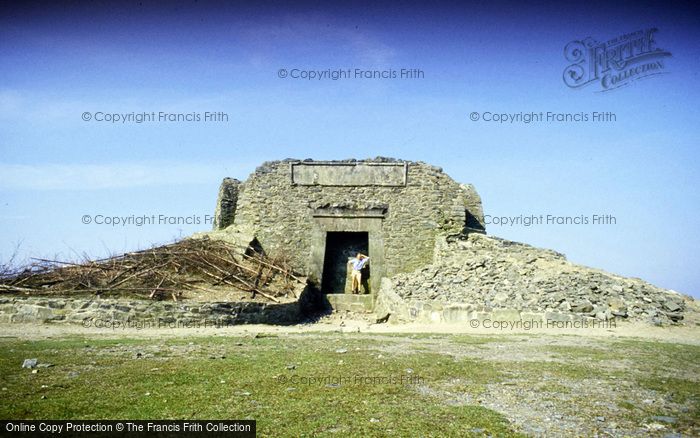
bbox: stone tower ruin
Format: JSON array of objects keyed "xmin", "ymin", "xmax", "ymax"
[
  {"xmin": 213, "ymin": 158, "xmax": 485, "ymax": 299},
  {"xmin": 210, "ymin": 157, "xmax": 687, "ymax": 324}
]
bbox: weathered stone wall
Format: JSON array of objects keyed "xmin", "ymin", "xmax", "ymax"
[
  {"xmin": 213, "ymin": 177, "xmax": 241, "ymax": 230},
  {"xmin": 217, "ymin": 158, "xmax": 485, "ymax": 282},
  {"xmin": 0, "ymin": 297, "xmax": 302, "ymax": 326}
]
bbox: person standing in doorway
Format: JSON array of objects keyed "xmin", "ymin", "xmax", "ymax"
[{"xmin": 349, "ymin": 253, "xmax": 370, "ymax": 294}]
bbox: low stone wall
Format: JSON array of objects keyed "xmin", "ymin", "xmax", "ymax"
[
  {"xmin": 375, "ymin": 277, "xmax": 621, "ymax": 327},
  {"xmin": 0, "ymin": 296, "xmax": 302, "ymax": 326}
]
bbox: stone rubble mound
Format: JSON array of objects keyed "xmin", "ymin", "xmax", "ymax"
[{"xmin": 388, "ymin": 233, "xmax": 688, "ymax": 324}]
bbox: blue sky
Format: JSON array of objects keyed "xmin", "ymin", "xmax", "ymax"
[{"xmin": 1, "ymin": 0, "xmax": 699, "ymax": 297}]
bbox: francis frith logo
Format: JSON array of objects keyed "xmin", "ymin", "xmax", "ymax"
[{"xmin": 563, "ymin": 28, "xmax": 671, "ymax": 91}]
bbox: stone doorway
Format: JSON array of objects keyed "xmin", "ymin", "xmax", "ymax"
[{"xmin": 321, "ymin": 231, "xmax": 369, "ymax": 294}]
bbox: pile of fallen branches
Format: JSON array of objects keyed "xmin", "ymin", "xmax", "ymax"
[{"xmin": 0, "ymin": 238, "xmax": 304, "ymax": 302}]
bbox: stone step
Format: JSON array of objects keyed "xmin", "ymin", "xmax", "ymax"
[{"xmin": 325, "ymin": 294, "xmax": 374, "ymax": 313}]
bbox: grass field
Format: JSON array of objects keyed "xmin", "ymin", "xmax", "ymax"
[{"xmin": 1, "ymin": 330, "xmax": 698, "ymax": 436}]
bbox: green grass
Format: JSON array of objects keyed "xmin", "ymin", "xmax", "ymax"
[
  {"xmin": 0, "ymin": 335, "xmax": 519, "ymax": 437},
  {"xmin": 2, "ymin": 333, "xmax": 698, "ymax": 436}
]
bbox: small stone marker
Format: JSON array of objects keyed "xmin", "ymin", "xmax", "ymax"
[{"xmin": 22, "ymin": 359, "xmax": 38, "ymax": 369}]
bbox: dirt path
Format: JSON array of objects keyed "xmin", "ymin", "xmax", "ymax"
[{"xmin": 1, "ymin": 319, "xmax": 699, "ymax": 345}]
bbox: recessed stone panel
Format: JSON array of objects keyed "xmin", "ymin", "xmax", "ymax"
[{"xmin": 291, "ymin": 162, "xmax": 407, "ymax": 186}]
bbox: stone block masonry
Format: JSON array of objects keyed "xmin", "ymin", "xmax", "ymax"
[
  {"xmin": 213, "ymin": 177, "xmax": 241, "ymax": 230},
  {"xmin": 213, "ymin": 158, "xmax": 485, "ymax": 294},
  {"xmin": 0, "ymin": 297, "xmax": 303, "ymax": 326}
]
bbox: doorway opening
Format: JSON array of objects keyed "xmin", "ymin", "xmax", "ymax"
[{"xmin": 321, "ymin": 232, "xmax": 369, "ymax": 294}]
